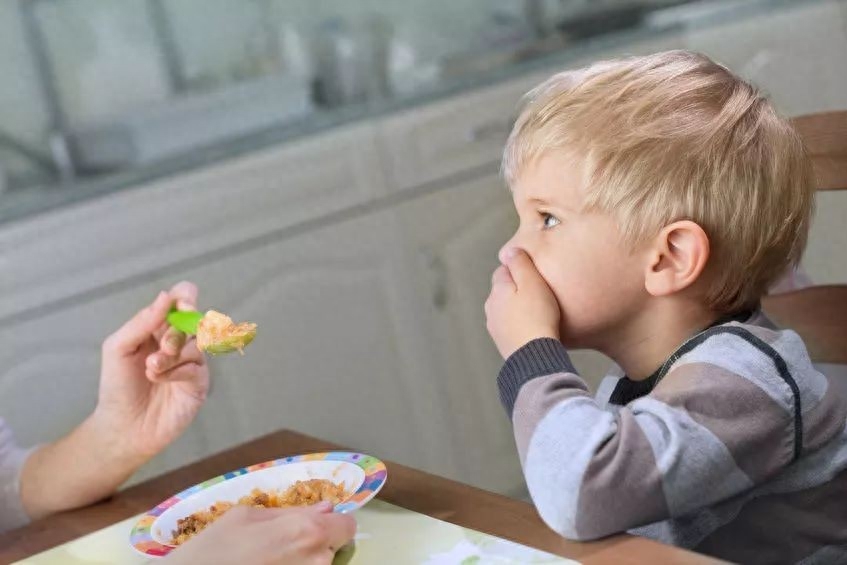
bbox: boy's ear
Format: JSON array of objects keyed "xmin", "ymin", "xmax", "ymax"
[{"xmin": 644, "ymin": 220, "xmax": 710, "ymax": 298}]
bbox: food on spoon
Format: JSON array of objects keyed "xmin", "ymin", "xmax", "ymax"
[{"xmin": 195, "ymin": 310, "xmax": 257, "ymax": 355}]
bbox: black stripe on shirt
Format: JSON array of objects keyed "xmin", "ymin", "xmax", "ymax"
[{"xmin": 609, "ymin": 325, "xmax": 803, "ymax": 461}]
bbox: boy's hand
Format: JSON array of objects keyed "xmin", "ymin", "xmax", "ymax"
[
  {"xmin": 94, "ymin": 281, "xmax": 210, "ymax": 462},
  {"xmin": 485, "ymin": 248, "xmax": 561, "ymax": 359}
]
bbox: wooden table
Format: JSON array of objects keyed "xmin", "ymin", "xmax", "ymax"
[{"xmin": 0, "ymin": 430, "xmax": 720, "ymax": 564}]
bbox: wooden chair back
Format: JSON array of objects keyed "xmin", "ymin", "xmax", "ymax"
[{"xmin": 762, "ymin": 110, "xmax": 847, "ymax": 364}]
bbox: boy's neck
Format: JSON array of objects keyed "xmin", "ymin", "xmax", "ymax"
[{"xmin": 603, "ymin": 298, "xmax": 722, "ymax": 381}]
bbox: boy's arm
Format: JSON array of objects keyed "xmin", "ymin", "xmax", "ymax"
[{"xmin": 500, "ymin": 337, "xmax": 809, "ymax": 541}]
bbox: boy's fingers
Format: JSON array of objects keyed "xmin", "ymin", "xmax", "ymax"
[
  {"xmin": 105, "ymin": 291, "xmax": 171, "ymax": 355},
  {"xmin": 491, "ymin": 265, "xmax": 516, "ymax": 289},
  {"xmin": 504, "ymin": 249, "xmax": 544, "ymax": 290}
]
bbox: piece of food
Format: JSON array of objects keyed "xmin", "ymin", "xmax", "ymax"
[
  {"xmin": 195, "ymin": 310, "xmax": 257, "ymax": 355},
  {"xmin": 170, "ymin": 479, "xmax": 348, "ymax": 545}
]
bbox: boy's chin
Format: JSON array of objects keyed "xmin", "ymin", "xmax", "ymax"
[
  {"xmin": 561, "ymin": 341, "xmax": 594, "ymax": 351},
  {"xmin": 559, "ymin": 333, "xmax": 586, "ymax": 350},
  {"xmin": 559, "ymin": 328, "xmax": 600, "ymax": 351}
]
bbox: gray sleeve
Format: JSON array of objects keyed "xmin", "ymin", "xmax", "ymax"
[
  {"xmin": 498, "ymin": 338, "xmax": 579, "ymax": 417},
  {"xmin": 0, "ymin": 418, "xmax": 34, "ymax": 533},
  {"xmin": 498, "ymin": 335, "xmax": 804, "ymax": 541}
]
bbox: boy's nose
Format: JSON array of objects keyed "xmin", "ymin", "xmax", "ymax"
[
  {"xmin": 498, "ymin": 243, "xmax": 521, "ymax": 265},
  {"xmin": 498, "ymin": 243, "xmax": 511, "ymax": 265}
]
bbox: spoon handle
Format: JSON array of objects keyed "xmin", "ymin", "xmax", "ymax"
[{"xmin": 166, "ymin": 309, "xmax": 204, "ymax": 335}]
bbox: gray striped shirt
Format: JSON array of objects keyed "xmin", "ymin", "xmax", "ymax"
[{"xmin": 498, "ymin": 312, "xmax": 847, "ymax": 564}]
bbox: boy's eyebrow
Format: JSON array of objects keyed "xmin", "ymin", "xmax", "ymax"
[{"xmin": 528, "ymin": 196, "xmax": 573, "ymax": 211}]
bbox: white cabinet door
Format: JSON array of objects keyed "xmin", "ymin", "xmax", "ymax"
[
  {"xmin": 377, "ymin": 75, "xmax": 544, "ymax": 192},
  {"xmin": 375, "ymin": 29, "xmax": 686, "ymax": 195},
  {"xmin": 168, "ymin": 207, "xmax": 442, "ymax": 478},
  {"xmin": 389, "ymin": 174, "xmax": 526, "ymax": 496},
  {"xmin": 0, "ymin": 122, "xmax": 386, "ymax": 322},
  {"xmin": 0, "ymin": 204, "xmax": 438, "ymax": 485}
]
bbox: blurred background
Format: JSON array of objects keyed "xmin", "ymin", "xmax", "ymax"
[{"xmin": 1, "ymin": 0, "xmax": 846, "ymax": 499}]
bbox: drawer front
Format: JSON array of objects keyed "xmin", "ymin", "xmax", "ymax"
[
  {"xmin": 378, "ymin": 74, "xmax": 545, "ymax": 191},
  {"xmin": 0, "ymin": 123, "xmax": 386, "ymax": 321}
]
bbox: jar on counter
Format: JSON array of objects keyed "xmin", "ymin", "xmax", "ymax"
[{"xmin": 311, "ymin": 16, "xmax": 392, "ymax": 108}]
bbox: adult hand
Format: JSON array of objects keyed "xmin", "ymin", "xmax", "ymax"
[{"xmin": 165, "ymin": 503, "xmax": 357, "ymax": 565}]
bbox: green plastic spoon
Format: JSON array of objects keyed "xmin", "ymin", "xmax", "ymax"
[
  {"xmin": 166, "ymin": 309, "xmax": 257, "ymax": 355},
  {"xmin": 166, "ymin": 309, "xmax": 205, "ymax": 335}
]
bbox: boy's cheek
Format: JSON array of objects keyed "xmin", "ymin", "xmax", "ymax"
[
  {"xmin": 528, "ymin": 257, "xmax": 556, "ymax": 289},
  {"xmin": 535, "ymin": 264, "xmax": 566, "ymax": 304}
]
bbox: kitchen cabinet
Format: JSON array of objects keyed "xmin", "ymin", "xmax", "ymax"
[
  {"xmin": 377, "ymin": 73, "xmax": 545, "ymax": 192},
  {"xmin": 143, "ymin": 202, "xmax": 438, "ymax": 483},
  {"xmin": 0, "ymin": 201, "xmax": 441, "ymax": 485},
  {"xmin": 390, "ymin": 172, "xmax": 526, "ymax": 495},
  {"xmin": 0, "ymin": 122, "xmax": 386, "ymax": 322}
]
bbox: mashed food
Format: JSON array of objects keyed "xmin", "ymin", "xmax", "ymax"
[{"xmin": 196, "ymin": 310, "xmax": 257, "ymax": 355}]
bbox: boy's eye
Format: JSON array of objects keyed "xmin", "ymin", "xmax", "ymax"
[{"xmin": 541, "ymin": 212, "xmax": 561, "ymax": 229}]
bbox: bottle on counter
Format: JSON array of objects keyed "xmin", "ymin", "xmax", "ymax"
[{"xmin": 311, "ymin": 15, "xmax": 394, "ymax": 108}]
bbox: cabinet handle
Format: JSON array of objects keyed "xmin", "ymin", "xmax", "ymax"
[{"xmin": 427, "ymin": 253, "xmax": 449, "ymax": 310}]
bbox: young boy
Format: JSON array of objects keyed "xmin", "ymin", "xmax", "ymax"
[{"xmin": 485, "ymin": 50, "xmax": 847, "ymax": 563}]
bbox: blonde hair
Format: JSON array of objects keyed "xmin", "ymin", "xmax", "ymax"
[{"xmin": 503, "ymin": 50, "xmax": 814, "ymax": 313}]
